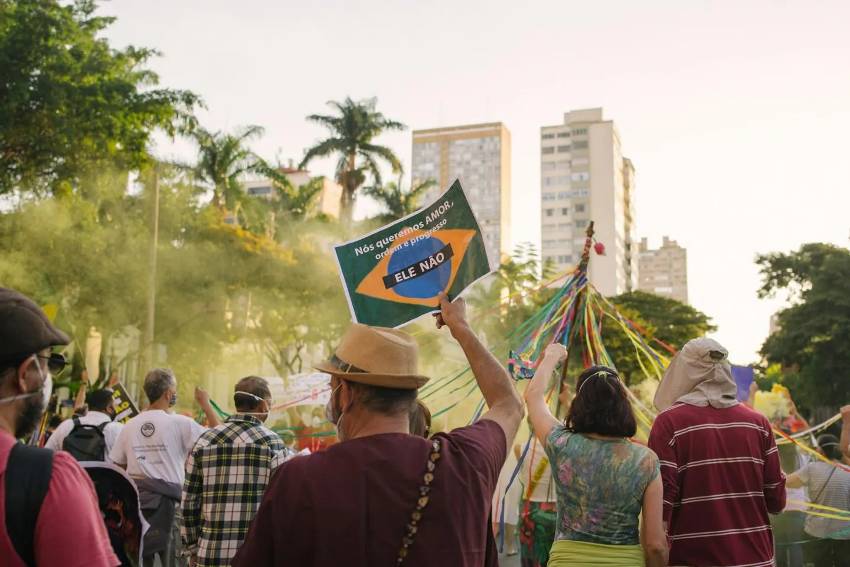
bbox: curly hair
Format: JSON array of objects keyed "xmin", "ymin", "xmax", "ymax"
[{"xmin": 565, "ymin": 365, "xmax": 637, "ymax": 438}]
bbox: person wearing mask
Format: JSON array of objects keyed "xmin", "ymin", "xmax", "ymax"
[
  {"xmin": 234, "ymin": 293, "xmax": 524, "ymax": 566},
  {"xmin": 0, "ymin": 287, "xmax": 118, "ymax": 566},
  {"xmin": 45, "ymin": 387, "xmax": 123, "ymax": 460},
  {"xmin": 181, "ymin": 376, "xmax": 284, "ymax": 567},
  {"xmin": 110, "ymin": 368, "xmax": 221, "ymax": 567},
  {"xmin": 786, "ymin": 434, "xmax": 850, "ymax": 565},
  {"xmin": 649, "ymin": 338, "xmax": 786, "ymax": 567},
  {"xmin": 525, "ymin": 344, "xmax": 668, "ymax": 567}
]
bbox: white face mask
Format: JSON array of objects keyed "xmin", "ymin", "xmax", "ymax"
[
  {"xmin": 33, "ymin": 356, "xmax": 53, "ymax": 409},
  {"xmin": 0, "ymin": 355, "xmax": 52, "ymax": 407}
]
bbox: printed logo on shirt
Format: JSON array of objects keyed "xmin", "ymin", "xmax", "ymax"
[{"xmin": 141, "ymin": 422, "xmax": 156, "ymax": 437}]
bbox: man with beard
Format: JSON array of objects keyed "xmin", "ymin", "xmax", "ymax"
[{"xmin": 0, "ymin": 287, "xmax": 118, "ymax": 566}]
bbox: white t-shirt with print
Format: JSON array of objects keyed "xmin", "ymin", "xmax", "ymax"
[
  {"xmin": 45, "ymin": 411, "xmax": 124, "ymax": 459},
  {"xmin": 110, "ymin": 409, "xmax": 206, "ymax": 485}
]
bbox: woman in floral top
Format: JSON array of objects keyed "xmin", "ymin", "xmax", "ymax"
[{"xmin": 524, "ymin": 344, "xmax": 668, "ymax": 567}]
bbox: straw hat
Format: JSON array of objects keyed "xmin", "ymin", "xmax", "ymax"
[{"xmin": 315, "ymin": 324, "xmax": 429, "ymax": 389}]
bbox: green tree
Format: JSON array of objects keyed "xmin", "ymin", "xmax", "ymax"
[
  {"xmin": 757, "ymin": 243, "xmax": 850, "ymax": 411},
  {"xmin": 363, "ymin": 177, "xmax": 436, "ymax": 223},
  {"xmin": 299, "ymin": 97, "xmax": 405, "ymax": 225},
  {"xmin": 0, "ymin": 0, "xmax": 199, "ymax": 194},
  {"xmin": 192, "ymin": 125, "xmax": 264, "ymax": 211},
  {"xmin": 604, "ymin": 291, "xmax": 716, "ymax": 384}
]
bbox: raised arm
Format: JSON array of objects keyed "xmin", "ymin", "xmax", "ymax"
[
  {"xmin": 524, "ymin": 343, "xmax": 567, "ymax": 445},
  {"xmin": 195, "ymin": 387, "xmax": 222, "ymax": 428},
  {"xmin": 436, "ymin": 293, "xmax": 523, "ymax": 448}
]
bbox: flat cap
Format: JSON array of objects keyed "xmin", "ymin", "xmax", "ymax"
[{"xmin": 0, "ymin": 288, "xmax": 69, "ymax": 365}]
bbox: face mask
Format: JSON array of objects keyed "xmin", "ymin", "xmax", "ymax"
[
  {"xmin": 0, "ymin": 355, "xmax": 52, "ymax": 408},
  {"xmin": 169, "ymin": 392, "xmax": 178, "ymax": 407},
  {"xmin": 34, "ymin": 357, "xmax": 53, "ymax": 410},
  {"xmin": 2, "ymin": 356, "xmax": 52, "ymax": 439},
  {"xmin": 234, "ymin": 391, "xmax": 271, "ymax": 420}
]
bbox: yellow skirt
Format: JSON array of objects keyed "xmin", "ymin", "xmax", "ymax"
[{"xmin": 548, "ymin": 539, "xmax": 645, "ymax": 567}]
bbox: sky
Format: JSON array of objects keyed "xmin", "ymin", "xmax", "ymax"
[{"xmin": 101, "ymin": 0, "xmax": 850, "ymax": 363}]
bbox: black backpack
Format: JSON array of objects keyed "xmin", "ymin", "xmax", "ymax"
[
  {"xmin": 5, "ymin": 443, "xmax": 54, "ymax": 566},
  {"xmin": 62, "ymin": 417, "xmax": 109, "ymax": 461}
]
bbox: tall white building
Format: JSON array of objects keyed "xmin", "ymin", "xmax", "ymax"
[
  {"xmin": 411, "ymin": 122, "xmax": 511, "ymax": 264},
  {"xmin": 637, "ymin": 236, "xmax": 688, "ymax": 303},
  {"xmin": 540, "ymin": 108, "xmax": 637, "ymax": 296}
]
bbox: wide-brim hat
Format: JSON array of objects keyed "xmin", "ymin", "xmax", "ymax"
[{"xmin": 315, "ymin": 323, "xmax": 429, "ymax": 390}]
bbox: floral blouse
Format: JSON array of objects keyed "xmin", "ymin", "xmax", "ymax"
[{"xmin": 544, "ymin": 427, "xmax": 659, "ymax": 545}]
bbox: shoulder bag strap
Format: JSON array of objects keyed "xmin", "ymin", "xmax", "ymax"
[
  {"xmin": 5, "ymin": 443, "xmax": 54, "ymax": 566},
  {"xmin": 397, "ymin": 438, "xmax": 442, "ymax": 565},
  {"xmin": 813, "ymin": 465, "xmax": 839, "ymax": 503}
]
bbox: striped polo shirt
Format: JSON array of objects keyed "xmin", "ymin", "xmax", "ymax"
[{"xmin": 648, "ymin": 403, "xmax": 786, "ymax": 567}]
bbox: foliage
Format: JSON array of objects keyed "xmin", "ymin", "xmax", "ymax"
[
  {"xmin": 191, "ymin": 125, "xmax": 264, "ymax": 211},
  {"xmin": 363, "ymin": 176, "xmax": 436, "ymax": 223},
  {"xmin": 0, "ymin": 0, "xmax": 199, "ymax": 194},
  {"xmin": 299, "ymin": 97, "xmax": 405, "ymax": 224},
  {"xmin": 0, "ymin": 167, "xmax": 349, "ymax": 399},
  {"xmin": 467, "ymin": 243, "xmax": 556, "ymax": 351},
  {"xmin": 604, "ymin": 291, "xmax": 716, "ymax": 385},
  {"xmin": 757, "ymin": 243, "xmax": 850, "ymax": 411}
]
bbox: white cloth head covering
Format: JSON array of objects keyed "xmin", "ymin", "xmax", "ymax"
[{"xmin": 654, "ymin": 337, "xmax": 738, "ymax": 411}]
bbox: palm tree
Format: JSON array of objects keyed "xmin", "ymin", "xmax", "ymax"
[
  {"xmin": 299, "ymin": 97, "xmax": 405, "ymax": 225},
  {"xmin": 263, "ymin": 166, "xmax": 325, "ymax": 220},
  {"xmin": 363, "ymin": 176, "xmax": 436, "ymax": 223},
  {"xmin": 193, "ymin": 125, "xmax": 264, "ymax": 211}
]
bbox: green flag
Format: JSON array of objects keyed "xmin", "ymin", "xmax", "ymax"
[{"xmin": 334, "ymin": 179, "xmax": 494, "ymax": 328}]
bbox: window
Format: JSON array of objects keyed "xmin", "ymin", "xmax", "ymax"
[
  {"xmin": 571, "ymin": 172, "xmax": 590, "ymax": 182},
  {"xmin": 558, "ymin": 255, "xmax": 572, "ymax": 264},
  {"xmin": 572, "ymin": 128, "xmax": 588, "ymax": 136},
  {"xmin": 557, "ymin": 145, "xmax": 571, "ymax": 153},
  {"xmin": 541, "ymin": 147, "xmax": 555, "ymax": 155},
  {"xmin": 541, "ymin": 192, "xmax": 557, "ymax": 201},
  {"xmin": 572, "ymin": 141, "xmax": 588, "ymax": 150},
  {"xmin": 575, "ymin": 220, "xmax": 589, "ymax": 228},
  {"xmin": 574, "ymin": 204, "xmax": 586, "ymax": 213},
  {"xmin": 542, "ymin": 133, "xmax": 555, "ymax": 140},
  {"xmin": 561, "ymin": 207, "xmax": 569, "ymax": 215},
  {"xmin": 542, "ymin": 162, "xmax": 558, "ymax": 171},
  {"xmin": 545, "ymin": 208, "xmax": 554, "ymax": 217},
  {"xmin": 248, "ymin": 186, "xmax": 272, "ymax": 196},
  {"xmin": 556, "ymin": 132, "xmax": 570, "ymax": 138}
]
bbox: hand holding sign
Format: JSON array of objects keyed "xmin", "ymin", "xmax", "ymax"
[
  {"xmin": 434, "ymin": 292, "xmax": 468, "ymax": 333},
  {"xmin": 333, "ymin": 180, "xmax": 493, "ymax": 328}
]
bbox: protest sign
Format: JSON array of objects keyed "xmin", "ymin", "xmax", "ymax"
[
  {"xmin": 334, "ymin": 179, "xmax": 493, "ymax": 328},
  {"xmin": 112, "ymin": 381, "xmax": 140, "ymax": 423}
]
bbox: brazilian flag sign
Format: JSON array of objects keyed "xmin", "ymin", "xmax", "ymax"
[{"xmin": 334, "ymin": 179, "xmax": 494, "ymax": 328}]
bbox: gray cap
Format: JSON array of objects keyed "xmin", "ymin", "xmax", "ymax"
[{"xmin": 0, "ymin": 288, "xmax": 70, "ymax": 365}]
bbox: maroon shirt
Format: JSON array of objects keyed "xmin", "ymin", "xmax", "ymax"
[
  {"xmin": 233, "ymin": 419, "xmax": 506, "ymax": 567},
  {"xmin": 648, "ymin": 403, "xmax": 786, "ymax": 567}
]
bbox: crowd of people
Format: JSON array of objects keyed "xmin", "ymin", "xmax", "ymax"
[{"xmin": 2, "ymin": 285, "xmax": 850, "ymax": 566}]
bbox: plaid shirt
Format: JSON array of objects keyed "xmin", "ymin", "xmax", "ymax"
[{"xmin": 181, "ymin": 414, "xmax": 284, "ymax": 566}]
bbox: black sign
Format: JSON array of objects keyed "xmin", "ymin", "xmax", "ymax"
[
  {"xmin": 112, "ymin": 382, "xmax": 140, "ymax": 424},
  {"xmin": 382, "ymin": 243, "xmax": 455, "ymax": 289}
]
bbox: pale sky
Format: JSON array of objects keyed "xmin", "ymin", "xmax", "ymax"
[{"xmin": 102, "ymin": 0, "xmax": 850, "ymax": 363}]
